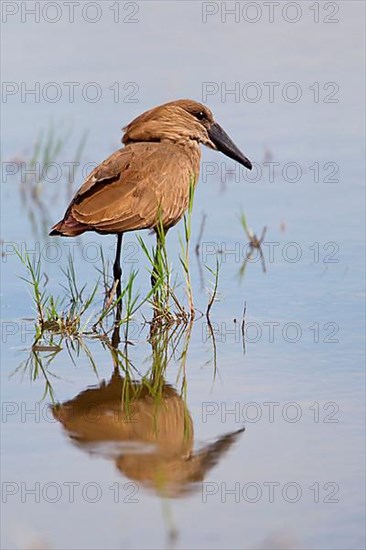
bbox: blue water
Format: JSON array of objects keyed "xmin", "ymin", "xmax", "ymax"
[{"xmin": 1, "ymin": 2, "xmax": 365, "ymax": 549}]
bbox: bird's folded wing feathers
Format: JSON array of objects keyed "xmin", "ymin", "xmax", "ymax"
[{"xmin": 69, "ymin": 144, "xmax": 193, "ymax": 232}]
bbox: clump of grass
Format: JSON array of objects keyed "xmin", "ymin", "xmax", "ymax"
[
  {"xmin": 15, "ymin": 248, "xmax": 99, "ymax": 339},
  {"xmin": 138, "ymin": 217, "xmax": 188, "ymax": 327},
  {"xmin": 138, "ymin": 216, "xmax": 171, "ymax": 316},
  {"xmin": 179, "ymin": 177, "xmax": 196, "ymax": 317},
  {"xmin": 137, "ymin": 177, "xmax": 198, "ymax": 326},
  {"xmin": 95, "ymin": 266, "xmax": 154, "ymax": 333}
]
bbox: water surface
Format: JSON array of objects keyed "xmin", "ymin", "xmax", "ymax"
[{"xmin": 1, "ymin": 2, "xmax": 365, "ymax": 549}]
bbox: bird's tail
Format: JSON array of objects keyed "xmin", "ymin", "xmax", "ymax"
[{"xmin": 49, "ymin": 216, "xmax": 88, "ymax": 237}]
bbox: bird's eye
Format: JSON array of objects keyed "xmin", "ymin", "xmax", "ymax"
[{"xmin": 196, "ymin": 111, "xmax": 206, "ymax": 121}]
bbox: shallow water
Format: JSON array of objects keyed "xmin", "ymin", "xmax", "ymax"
[{"xmin": 1, "ymin": 2, "xmax": 365, "ymax": 549}]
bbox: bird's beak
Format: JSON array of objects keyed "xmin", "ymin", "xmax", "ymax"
[{"xmin": 208, "ymin": 122, "xmax": 252, "ymax": 170}]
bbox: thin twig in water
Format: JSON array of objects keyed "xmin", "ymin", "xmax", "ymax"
[{"xmin": 241, "ymin": 301, "xmax": 247, "ymax": 355}]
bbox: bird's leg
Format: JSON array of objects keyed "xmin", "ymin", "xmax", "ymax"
[
  {"xmin": 111, "ymin": 322, "xmax": 121, "ymax": 348},
  {"xmin": 113, "ymin": 233, "xmax": 123, "ymax": 309}
]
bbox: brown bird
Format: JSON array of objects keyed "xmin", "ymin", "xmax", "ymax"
[
  {"xmin": 53, "ymin": 366, "xmax": 244, "ymax": 497},
  {"xmin": 50, "ymin": 99, "xmax": 252, "ymax": 300}
]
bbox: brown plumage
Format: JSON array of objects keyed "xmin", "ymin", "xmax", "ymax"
[
  {"xmin": 51, "ymin": 141, "xmax": 200, "ymax": 236},
  {"xmin": 50, "ymin": 99, "xmax": 252, "ymax": 297},
  {"xmin": 53, "ymin": 369, "xmax": 244, "ymax": 496}
]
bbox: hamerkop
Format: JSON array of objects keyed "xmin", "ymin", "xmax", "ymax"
[
  {"xmin": 50, "ymin": 99, "xmax": 252, "ymax": 299},
  {"xmin": 53, "ymin": 370, "xmax": 244, "ymax": 497}
]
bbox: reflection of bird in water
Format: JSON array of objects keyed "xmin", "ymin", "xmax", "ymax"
[{"xmin": 53, "ymin": 366, "xmax": 244, "ymax": 497}]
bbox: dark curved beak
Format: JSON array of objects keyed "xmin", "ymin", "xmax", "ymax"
[{"xmin": 208, "ymin": 122, "xmax": 252, "ymax": 170}]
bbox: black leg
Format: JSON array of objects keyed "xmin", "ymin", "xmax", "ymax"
[
  {"xmin": 113, "ymin": 233, "xmax": 123, "ymax": 305},
  {"xmin": 111, "ymin": 323, "xmax": 121, "ymax": 348}
]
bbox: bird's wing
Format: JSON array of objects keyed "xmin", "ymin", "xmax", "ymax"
[{"xmin": 69, "ymin": 143, "xmax": 195, "ymax": 232}]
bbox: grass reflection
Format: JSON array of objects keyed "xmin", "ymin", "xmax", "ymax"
[
  {"xmin": 51, "ymin": 322, "xmax": 244, "ymax": 498},
  {"xmin": 14, "ymin": 318, "xmax": 244, "ymax": 500}
]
